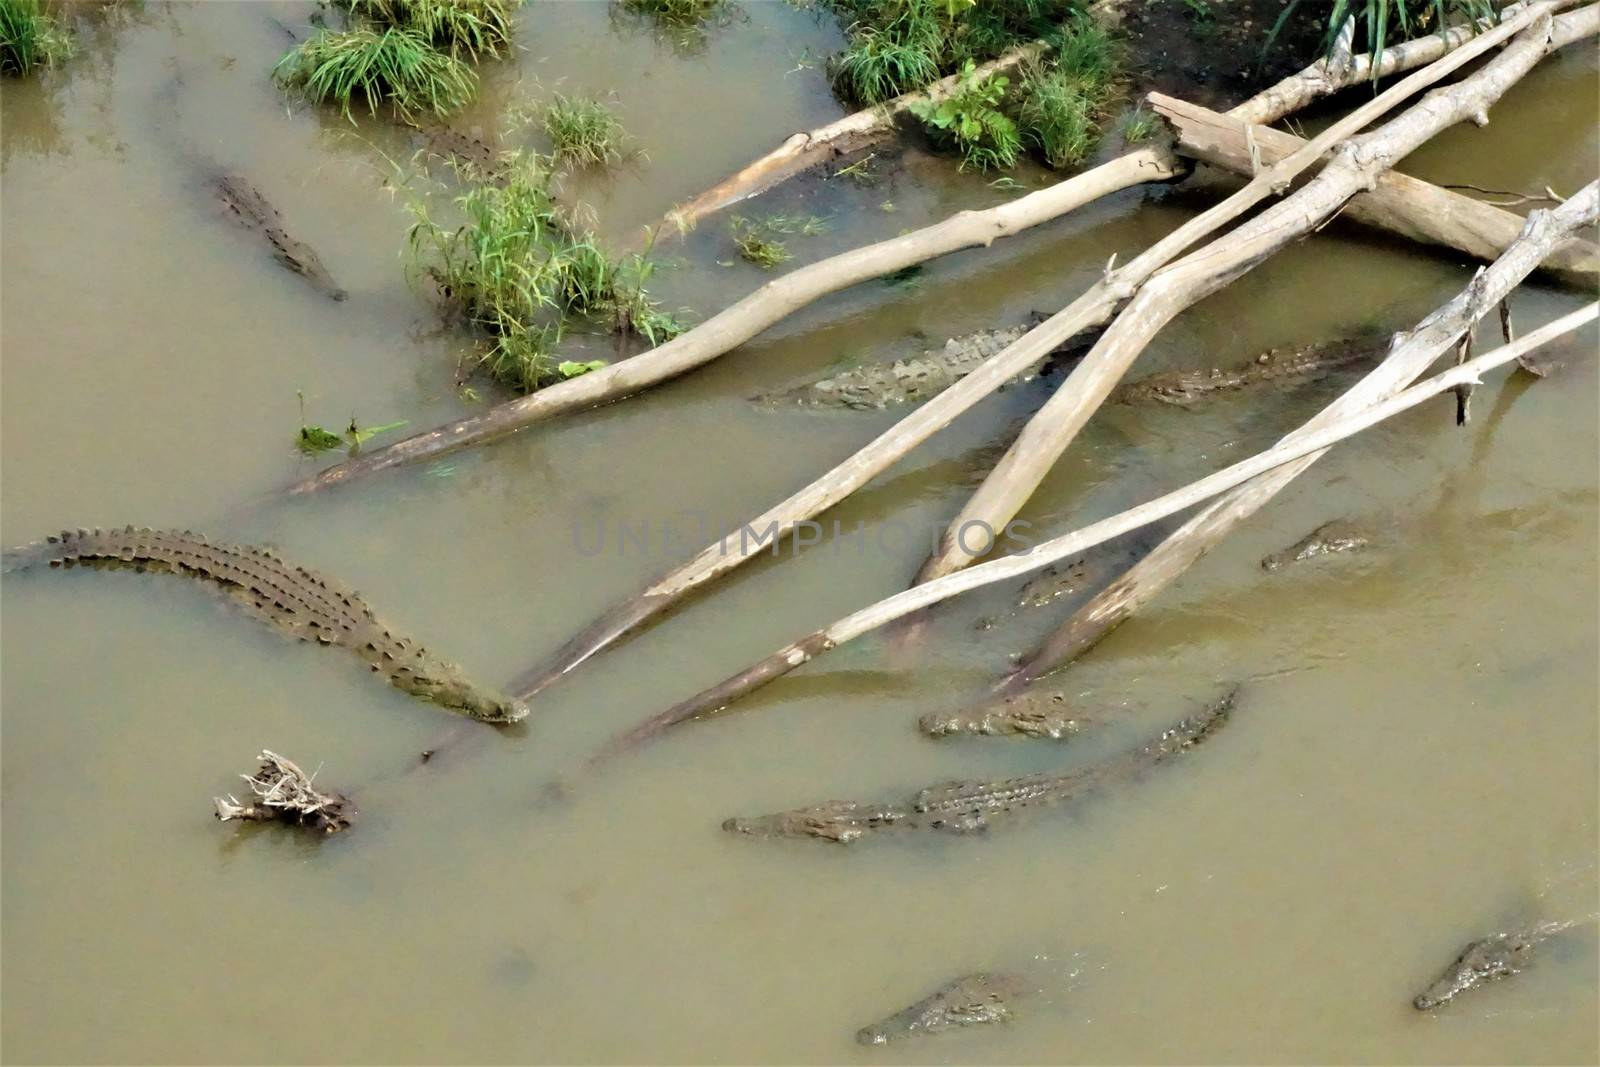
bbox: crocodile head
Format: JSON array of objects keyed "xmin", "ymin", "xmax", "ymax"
[
  {"xmin": 722, "ymin": 801, "xmax": 908, "ymax": 843},
  {"xmin": 1413, "ymin": 932, "xmax": 1536, "ymax": 1010},
  {"xmin": 856, "ymin": 972, "xmax": 1026, "ymax": 1045},
  {"xmin": 396, "ymin": 657, "xmax": 528, "ymax": 724}
]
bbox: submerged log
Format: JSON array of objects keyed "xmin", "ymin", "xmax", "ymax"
[
  {"xmin": 911, "ymin": 5, "xmax": 1581, "ymax": 585},
  {"xmin": 591, "ymin": 298, "xmax": 1596, "ymax": 759},
  {"xmin": 995, "ymin": 182, "xmax": 1598, "ymax": 693},
  {"xmin": 284, "ymin": 4, "xmax": 1562, "ymax": 498}
]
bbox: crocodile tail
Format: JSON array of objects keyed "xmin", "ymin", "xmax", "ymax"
[
  {"xmin": 1, "ymin": 526, "xmax": 172, "ymax": 573},
  {"xmin": 2, "ymin": 528, "xmax": 101, "ymax": 573}
]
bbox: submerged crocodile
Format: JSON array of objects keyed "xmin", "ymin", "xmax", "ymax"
[
  {"xmin": 972, "ymin": 558, "xmax": 1093, "ymax": 632},
  {"xmin": 214, "ymin": 173, "xmax": 348, "ymax": 301},
  {"xmin": 1261, "ymin": 519, "xmax": 1372, "ymax": 571},
  {"xmin": 856, "ymin": 972, "xmax": 1031, "ymax": 1045},
  {"xmin": 752, "ymin": 325, "xmax": 1054, "ymax": 411},
  {"xmin": 757, "ymin": 334, "xmax": 1381, "ymax": 413},
  {"xmin": 419, "ymin": 124, "xmax": 507, "ymax": 184},
  {"xmin": 2, "ymin": 527, "xmax": 524, "ymax": 723},
  {"xmin": 1413, "ymin": 918, "xmax": 1590, "ymax": 1010},
  {"xmin": 1110, "ymin": 337, "xmax": 1383, "ymax": 407},
  {"xmin": 724, "ymin": 689, "xmax": 1237, "ymax": 843},
  {"xmin": 919, "ymin": 687, "xmax": 1092, "ymax": 740}
]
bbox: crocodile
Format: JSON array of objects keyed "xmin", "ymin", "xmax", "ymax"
[
  {"xmin": 721, "ymin": 800, "xmax": 912, "ymax": 844},
  {"xmin": 1110, "ymin": 337, "xmax": 1383, "ymax": 408},
  {"xmin": 972, "ymin": 558, "xmax": 1092, "ymax": 632},
  {"xmin": 214, "ymin": 173, "xmax": 348, "ymax": 301},
  {"xmin": 752, "ymin": 325, "xmax": 1053, "ymax": 411},
  {"xmin": 856, "ymin": 972, "xmax": 1031, "ymax": 1045},
  {"xmin": 419, "ymin": 124, "xmax": 507, "ymax": 184},
  {"xmin": 918, "ymin": 687, "xmax": 1092, "ymax": 740},
  {"xmin": 725, "ymin": 688, "xmax": 1237, "ymax": 843},
  {"xmin": 1260, "ymin": 519, "xmax": 1372, "ymax": 571},
  {"xmin": 1413, "ymin": 918, "xmax": 1588, "ymax": 1010},
  {"xmin": 2, "ymin": 527, "xmax": 525, "ymax": 723}
]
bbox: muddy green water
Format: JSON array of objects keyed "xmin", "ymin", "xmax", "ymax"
[{"xmin": 3, "ymin": 3, "xmax": 1597, "ymax": 1063}]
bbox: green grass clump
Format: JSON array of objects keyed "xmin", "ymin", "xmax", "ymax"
[
  {"xmin": 544, "ymin": 93, "xmax": 626, "ymax": 168},
  {"xmin": 1119, "ymin": 105, "xmax": 1157, "ymax": 144},
  {"xmin": 1013, "ymin": 17, "xmax": 1118, "ymax": 169},
  {"xmin": 909, "ymin": 59, "xmax": 1021, "ymax": 171},
  {"xmin": 825, "ymin": 0, "xmax": 1080, "ymax": 103},
  {"xmin": 829, "ymin": 0, "xmax": 943, "ymax": 104},
  {"xmin": 275, "ymin": 25, "xmax": 477, "ymax": 119},
  {"xmin": 0, "ymin": 0, "xmax": 73, "ymax": 77},
  {"xmin": 619, "ymin": 0, "xmax": 722, "ymax": 24},
  {"xmin": 1015, "ymin": 66, "xmax": 1095, "ymax": 168},
  {"xmin": 407, "ymin": 155, "xmax": 683, "ymax": 389},
  {"xmin": 342, "ymin": 0, "xmax": 519, "ymax": 57}
]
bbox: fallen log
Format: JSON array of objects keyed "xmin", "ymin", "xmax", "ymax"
[
  {"xmin": 506, "ymin": 1, "xmax": 1557, "ymax": 700},
  {"xmin": 287, "ymin": 147, "xmax": 1184, "ymax": 497},
  {"xmin": 995, "ymin": 180, "xmax": 1599, "ymax": 693},
  {"xmin": 655, "ymin": 40, "xmax": 1048, "ymax": 240},
  {"xmin": 590, "ymin": 300, "xmax": 1596, "ymax": 761},
  {"xmin": 1162, "ymin": 89, "xmax": 1600, "ymax": 287},
  {"xmin": 911, "ymin": 5, "xmax": 1581, "ymax": 584},
  {"xmin": 286, "ymin": 5, "xmax": 1565, "ymax": 498}
]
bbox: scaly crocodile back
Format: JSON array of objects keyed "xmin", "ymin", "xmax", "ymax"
[{"xmin": 3, "ymin": 527, "xmax": 525, "ymax": 723}]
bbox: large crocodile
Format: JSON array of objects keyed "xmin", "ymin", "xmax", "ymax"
[
  {"xmin": 856, "ymin": 972, "xmax": 1031, "ymax": 1045},
  {"xmin": 1109, "ymin": 337, "xmax": 1383, "ymax": 407},
  {"xmin": 214, "ymin": 173, "xmax": 348, "ymax": 301},
  {"xmin": 724, "ymin": 689, "xmax": 1236, "ymax": 843},
  {"xmin": 2, "ymin": 527, "xmax": 524, "ymax": 723},
  {"xmin": 752, "ymin": 325, "xmax": 1055, "ymax": 411},
  {"xmin": 1261, "ymin": 519, "xmax": 1372, "ymax": 571},
  {"xmin": 1413, "ymin": 918, "xmax": 1590, "ymax": 1010}
]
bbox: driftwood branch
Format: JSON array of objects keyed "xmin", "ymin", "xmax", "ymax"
[
  {"xmin": 911, "ymin": 5, "xmax": 1581, "ymax": 585},
  {"xmin": 593, "ymin": 300, "xmax": 1596, "ymax": 761},
  {"xmin": 996, "ymin": 182, "xmax": 1599, "ymax": 693},
  {"xmin": 505, "ymin": 0, "xmax": 1569, "ymax": 701},
  {"xmin": 284, "ymin": 3, "xmax": 1564, "ymax": 499},
  {"xmin": 213, "ymin": 750, "xmax": 354, "ymax": 835}
]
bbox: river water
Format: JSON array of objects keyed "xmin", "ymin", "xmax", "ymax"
[{"xmin": 3, "ymin": 3, "xmax": 1596, "ymax": 1063}]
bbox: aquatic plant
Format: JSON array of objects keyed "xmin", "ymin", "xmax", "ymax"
[
  {"xmin": 341, "ymin": 0, "xmax": 520, "ymax": 57},
  {"xmin": 731, "ymin": 217, "xmax": 794, "ymax": 269},
  {"xmin": 274, "ymin": 25, "xmax": 477, "ymax": 119},
  {"xmin": 0, "ymin": 0, "xmax": 73, "ymax": 77},
  {"xmin": 618, "ymin": 0, "xmax": 723, "ymax": 25},
  {"xmin": 544, "ymin": 93, "xmax": 626, "ymax": 168},
  {"xmin": 758, "ymin": 211, "xmax": 831, "ymax": 236},
  {"xmin": 601, "ymin": 235, "xmax": 690, "ymax": 345},
  {"xmin": 909, "ymin": 59, "xmax": 1021, "ymax": 171}
]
